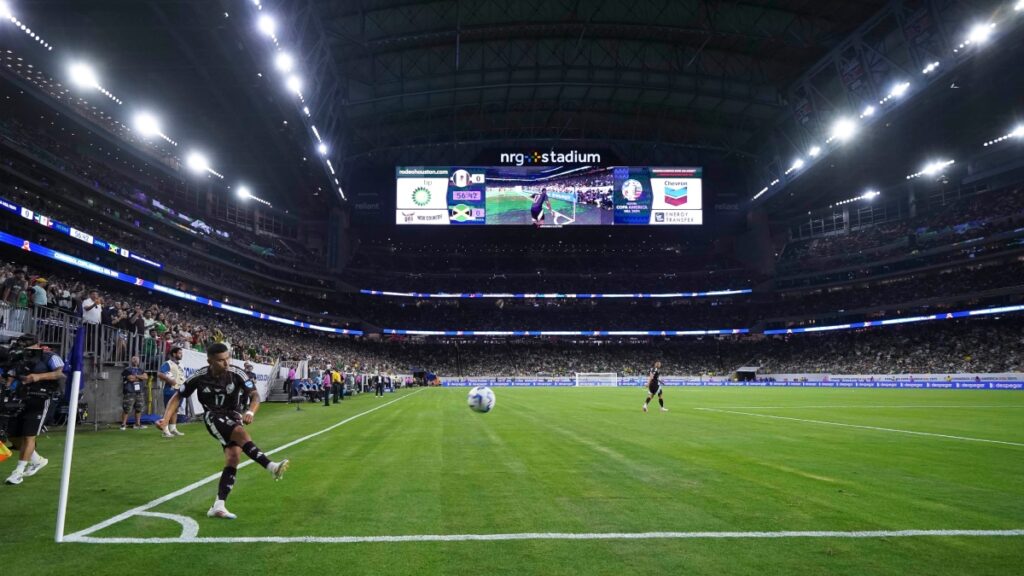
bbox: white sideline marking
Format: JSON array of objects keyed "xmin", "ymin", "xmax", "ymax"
[
  {"xmin": 65, "ymin": 389, "xmax": 426, "ymax": 541},
  {"xmin": 696, "ymin": 408, "xmax": 1024, "ymax": 447},
  {"xmin": 704, "ymin": 405, "xmax": 1024, "ymax": 410},
  {"xmin": 65, "ymin": 529, "xmax": 1024, "ymax": 545}
]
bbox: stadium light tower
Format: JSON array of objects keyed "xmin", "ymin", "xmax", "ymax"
[
  {"xmin": 0, "ymin": 1, "xmax": 12, "ymax": 19},
  {"xmin": 317, "ymin": 143, "xmax": 328, "ymax": 155},
  {"xmin": 285, "ymin": 75, "xmax": 302, "ymax": 95},
  {"xmin": 68, "ymin": 62, "xmax": 99, "ymax": 89},
  {"xmin": 237, "ymin": 185, "xmax": 252, "ymax": 200},
  {"xmin": 1014, "ymin": 125, "xmax": 1024, "ymax": 138},
  {"xmin": 808, "ymin": 146, "xmax": 822, "ymax": 158}
]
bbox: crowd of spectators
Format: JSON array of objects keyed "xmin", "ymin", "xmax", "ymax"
[
  {"xmin": 0, "ymin": 97, "xmax": 327, "ymax": 271},
  {"xmin": 2, "ymin": 253, "xmax": 1022, "ymax": 380},
  {"xmin": 780, "ymin": 184, "xmax": 1024, "ymax": 273}
]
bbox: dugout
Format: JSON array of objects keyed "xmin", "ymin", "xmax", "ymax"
[{"xmin": 735, "ymin": 367, "xmax": 760, "ymax": 382}]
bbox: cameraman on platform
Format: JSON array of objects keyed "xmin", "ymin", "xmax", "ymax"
[{"xmin": 3, "ymin": 334, "xmax": 66, "ymax": 486}]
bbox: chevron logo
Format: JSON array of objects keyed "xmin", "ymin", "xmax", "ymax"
[{"xmin": 664, "ymin": 184, "xmax": 688, "ymax": 206}]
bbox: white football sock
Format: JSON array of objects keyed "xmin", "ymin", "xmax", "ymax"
[
  {"xmin": 15, "ymin": 460, "xmax": 28, "ymax": 473},
  {"xmin": 30, "ymin": 452, "xmax": 43, "ymax": 464}
]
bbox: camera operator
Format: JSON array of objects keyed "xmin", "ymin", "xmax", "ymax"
[{"xmin": 3, "ymin": 334, "xmax": 66, "ymax": 486}]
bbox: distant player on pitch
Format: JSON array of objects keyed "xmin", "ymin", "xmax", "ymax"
[
  {"xmin": 530, "ymin": 186, "xmax": 553, "ymax": 227},
  {"xmin": 157, "ymin": 343, "xmax": 289, "ymax": 519},
  {"xmin": 642, "ymin": 361, "xmax": 668, "ymax": 413}
]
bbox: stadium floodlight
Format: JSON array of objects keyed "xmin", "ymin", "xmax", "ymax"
[
  {"xmin": 983, "ymin": 125, "xmax": 1024, "ymax": 146},
  {"xmin": 862, "ymin": 105, "xmax": 876, "ymax": 117},
  {"xmin": 889, "ymin": 82, "xmax": 910, "ymax": 98},
  {"xmin": 808, "ymin": 145, "xmax": 822, "ymax": 158},
  {"xmin": 274, "ymin": 52, "xmax": 294, "ymax": 73},
  {"xmin": 285, "ymin": 75, "xmax": 302, "ymax": 94},
  {"xmin": 862, "ymin": 190, "xmax": 880, "ymax": 200},
  {"xmin": 907, "ymin": 159, "xmax": 954, "ymax": 179},
  {"xmin": 185, "ymin": 151, "xmax": 210, "ymax": 174},
  {"xmin": 922, "ymin": 62, "xmax": 940, "ymax": 74},
  {"xmin": 1016, "ymin": 0, "xmax": 1024, "ymax": 12},
  {"xmin": 317, "ymin": 143, "xmax": 328, "ymax": 155},
  {"xmin": 830, "ymin": 118, "xmax": 857, "ymax": 142},
  {"xmin": 785, "ymin": 158, "xmax": 805, "ymax": 175},
  {"xmin": 965, "ymin": 23, "xmax": 995, "ymax": 45},
  {"xmin": 257, "ymin": 14, "xmax": 276, "ymax": 37},
  {"xmin": 68, "ymin": 62, "xmax": 99, "ymax": 89},
  {"xmin": 133, "ymin": 112, "xmax": 162, "ymax": 138},
  {"xmin": 237, "ymin": 185, "xmax": 252, "ymax": 200},
  {"xmin": 0, "ymin": 1, "xmax": 11, "ymax": 19}
]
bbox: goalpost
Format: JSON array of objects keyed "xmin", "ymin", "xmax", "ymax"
[{"xmin": 574, "ymin": 372, "xmax": 619, "ymax": 387}]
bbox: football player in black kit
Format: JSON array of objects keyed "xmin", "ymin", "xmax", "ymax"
[
  {"xmin": 157, "ymin": 343, "xmax": 289, "ymax": 519},
  {"xmin": 642, "ymin": 361, "xmax": 668, "ymax": 413}
]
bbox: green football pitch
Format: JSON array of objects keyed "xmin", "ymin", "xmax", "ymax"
[
  {"xmin": 5, "ymin": 387, "xmax": 1024, "ymax": 575},
  {"xmin": 485, "ymin": 192, "xmax": 610, "ymax": 225}
]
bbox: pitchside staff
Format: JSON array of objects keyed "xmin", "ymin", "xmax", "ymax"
[
  {"xmin": 157, "ymin": 343, "xmax": 288, "ymax": 519},
  {"xmin": 642, "ymin": 361, "xmax": 668, "ymax": 413},
  {"xmin": 3, "ymin": 335, "xmax": 65, "ymax": 485}
]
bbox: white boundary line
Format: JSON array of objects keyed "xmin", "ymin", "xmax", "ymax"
[
  {"xmin": 65, "ymin": 389, "xmax": 426, "ymax": 541},
  {"xmin": 66, "ymin": 528, "xmax": 1024, "ymax": 544},
  {"xmin": 696, "ymin": 408, "xmax": 1024, "ymax": 447}
]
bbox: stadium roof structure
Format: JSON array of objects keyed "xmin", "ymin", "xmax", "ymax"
[
  {"xmin": 312, "ymin": 0, "xmax": 887, "ymax": 168},
  {"xmin": 0, "ymin": 0, "xmax": 336, "ymax": 213}
]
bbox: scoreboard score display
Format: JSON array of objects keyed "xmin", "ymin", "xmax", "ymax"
[{"xmin": 395, "ymin": 165, "xmax": 703, "ymax": 226}]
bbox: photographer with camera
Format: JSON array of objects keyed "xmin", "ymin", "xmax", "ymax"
[
  {"xmin": 119, "ymin": 355, "xmax": 147, "ymax": 431},
  {"xmin": 2, "ymin": 334, "xmax": 66, "ymax": 486}
]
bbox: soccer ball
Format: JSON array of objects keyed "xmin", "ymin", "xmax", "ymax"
[{"xmin": 467, "ymin": 386, "xmax": 496, "ymax": 413}]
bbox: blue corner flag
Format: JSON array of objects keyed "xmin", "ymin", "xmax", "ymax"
[{"xmin": 63, "ymin": 326, "xmax": 86, "ymax": 399}]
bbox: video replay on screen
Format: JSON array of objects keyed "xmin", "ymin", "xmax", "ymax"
[{"xmin": 395, "ymin": 165, "xmax": 703, "ymax": 226}]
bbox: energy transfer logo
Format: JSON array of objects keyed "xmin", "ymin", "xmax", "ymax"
[
  {"xmin": 411, "ymin": 187, "xmax": 432, "ymax": 207},
  {"xmin": 498, "ymin": 149, "xmax": 602, "ymax": 167}
]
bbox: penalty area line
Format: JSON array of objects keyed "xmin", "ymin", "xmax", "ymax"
[
  {"xmin": 65, "ymin": 528, "xmax": 1024, "ymax": 545},
  {"xmin": 65, "ymin": 388, "xmax": 427, "ymax": 541}
]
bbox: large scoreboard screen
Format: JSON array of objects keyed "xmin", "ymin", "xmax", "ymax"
[{"xmin": 395, "ymin": 165, "xmax": 703, "ymax": 226}]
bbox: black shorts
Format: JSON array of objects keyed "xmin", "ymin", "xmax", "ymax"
[
  {"xmin": 9, "ymin": 398, "xmax": 50, "ymax": 438},
  {"xmin": 531, "ymin": 206, "xmax": 543, "ymax": 219},
  {"xmin": 203, "ymin": 411, "xmax": 242, "ymax": 448},
  {"xmin": 648, "ymin": 383, "xmax": 662, "ymax": 395}
]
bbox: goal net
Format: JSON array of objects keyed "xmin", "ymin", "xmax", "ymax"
[{"xmin": 574, "ymin": 372, "xmax": 619, "ymax": 387}]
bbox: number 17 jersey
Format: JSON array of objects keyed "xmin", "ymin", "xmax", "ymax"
[{"xmin": 180, "ymin": 366, "xmax": 254, "ymax": 417}]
